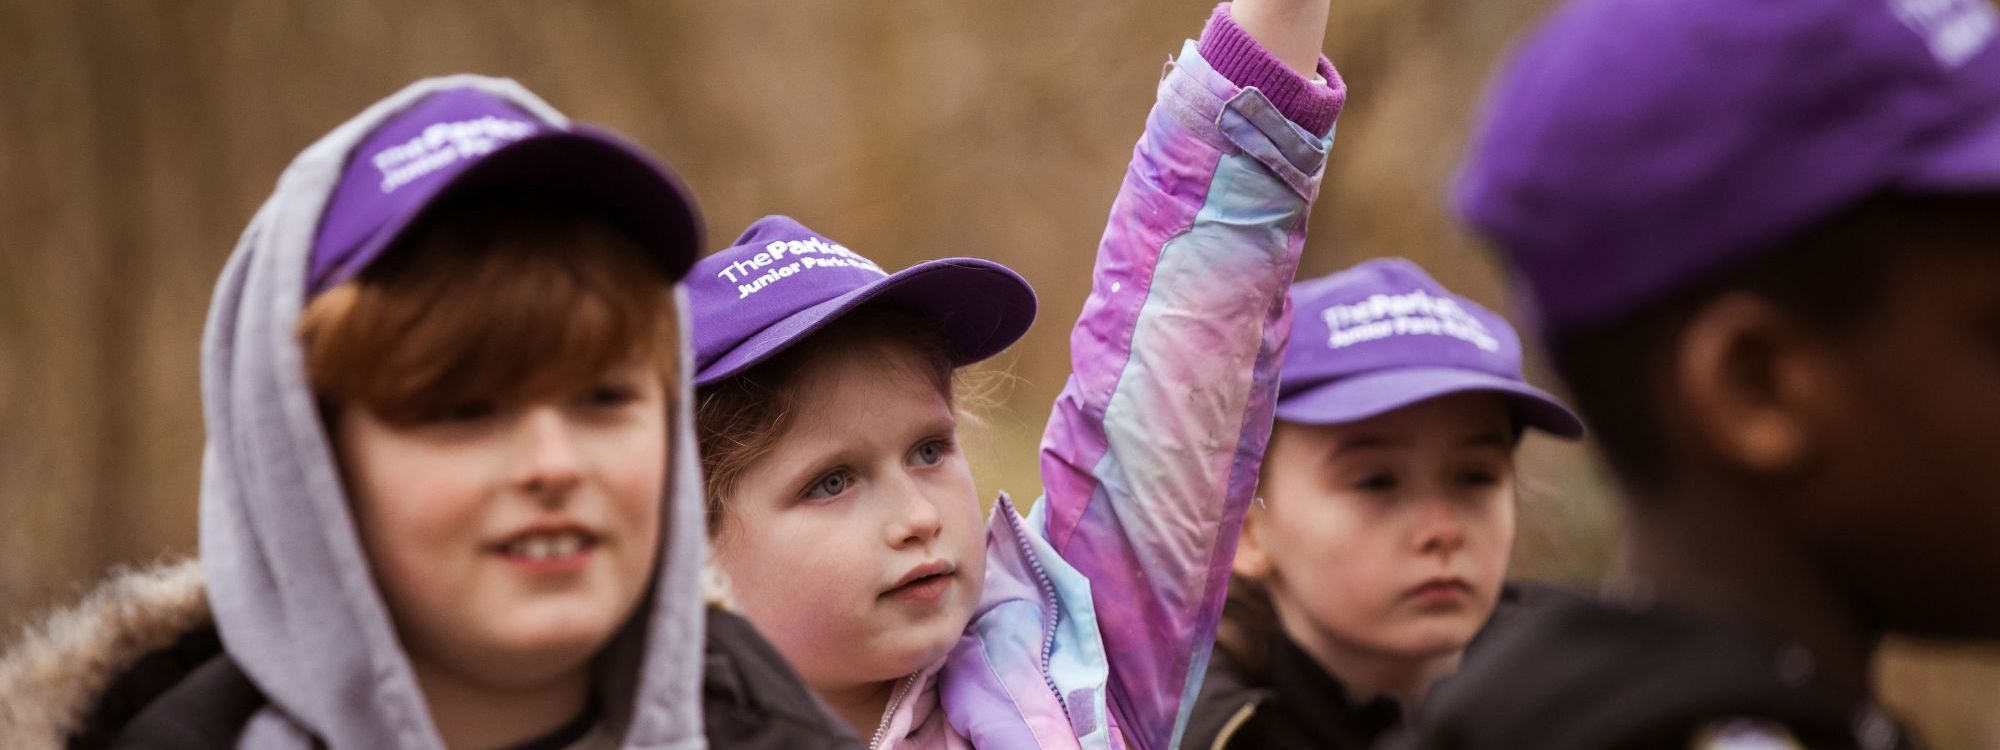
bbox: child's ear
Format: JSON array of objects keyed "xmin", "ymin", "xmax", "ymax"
[
  {"xmin": 1672, "ymin": 293, "xmax": 1829, "ymax": 476},
  {"xmin": 1233, "ymin": 499, "xmax": 1274, "ymax": 580}
]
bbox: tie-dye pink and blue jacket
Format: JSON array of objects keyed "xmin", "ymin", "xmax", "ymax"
[{"xmin": 870, "ymin": 6, "xmax": 1343, "ymax": 749}]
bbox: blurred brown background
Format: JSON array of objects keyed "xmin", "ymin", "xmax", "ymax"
[{"xmin": 1, "ymin": 1, "xmax": 1994, "ymax": 746}]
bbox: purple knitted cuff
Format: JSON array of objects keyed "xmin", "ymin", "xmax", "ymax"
[{"xmin": 1197, "ymin": 2, "xmax": 1345, "ymax": 138}]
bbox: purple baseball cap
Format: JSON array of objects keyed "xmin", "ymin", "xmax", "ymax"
[
  {"xmin": 309, "ymin": 86, "xmax": 702, "ymax": 296},
  {"xmin": 1278, "ymin": 258, "xmax": 1583, "ymax": 438},
  {"xmin": 1457, "ymin": 0, "xmax": 2000, "ymax": 332},
  {"xmin": 689, "ymin": 216, "xmax": 1037, "ymax": 386}
]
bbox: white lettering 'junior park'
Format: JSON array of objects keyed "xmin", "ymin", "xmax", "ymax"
[
  {"xmin": 716, "ymin": 238, "xmax": 887, "ymax": 300},
  {"xmin": 371, "ymin": 116, "xmax": 538, "ymax": 194},
  {"xmin": 1322, "ymin": 289, "xmax": 1501, "ymax": 353}
]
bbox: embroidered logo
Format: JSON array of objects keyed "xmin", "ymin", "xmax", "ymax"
[
  {"xmin": 714, "ymin": 237, "xmax": 886, "ymax": 300},
  {"xmin": 1321, "ymin": 289, "xmax": 1500, "ymax": 352},
  {"xmin": 370, "ymin": 116, "xmax": 538, "ymax": 194}
]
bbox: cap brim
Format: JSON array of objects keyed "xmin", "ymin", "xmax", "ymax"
[
  {"xmin": 319, "ymin": 127, "xmax": 702, "ymax": 292},
  {"xmin": 694, "ymin": 258, "xmax": 1038, "ymax": 385},
  {"xmin": 1902, "ymin": 109, "xmax": 2000, "ymax": 191},
  {"xmin": 1276, "ymin": 366, "xmax": 1585, "ymax": 439}
]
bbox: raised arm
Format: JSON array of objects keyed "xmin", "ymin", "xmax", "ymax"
[
  {"xmin": 1031, "ymin": 3, "xmax": 1340, "ymax": 749},
  {"xmin": 1231, "ymin": 0, "xmax": 1335, "ymax": 76}
]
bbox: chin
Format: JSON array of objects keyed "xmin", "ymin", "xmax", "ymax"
[
  {"xmin": 881, "ymin": 607, "xmax": 973, "ymax": 675},
  {"xmin": 494, "ymin": 604, "xmax": 624, "ymax": 659},
  {"xmin": 462, "ymin": 629, "xmax": 607, "ymax": 689},
  {"xmin": 1383, "ymin": 617, "xmax": 1484, "ymax": 657}
]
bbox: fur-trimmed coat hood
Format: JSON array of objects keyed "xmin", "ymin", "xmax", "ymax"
[{"xmin": 0, "ymin": 560, "xmax": 217, "ymax": 749}]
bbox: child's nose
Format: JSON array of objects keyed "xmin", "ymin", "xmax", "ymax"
[
  {"xmin": 1416, "ymin": 496, "xmax": 1468, "ymax": 556},
  {"xmin": 884, "ymin": 476, "xmax": 946, "ymax": 549},
  {"xmin": 513, "ymin": 407, "xmax": 583, "ymax": 504}
]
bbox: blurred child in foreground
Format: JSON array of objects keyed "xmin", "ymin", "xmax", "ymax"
[{"xmin": 1396, "ymin": 0, "xmax": 2000, "ymax": 747}]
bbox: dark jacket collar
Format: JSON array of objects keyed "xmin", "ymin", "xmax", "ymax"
[
  {"xmin": 1400, "ymin": 595, "xmax": 1920, "ymax": 750},
  {"xmin": 1267, "ymin": 632, "xmax": 1403, "ymax": 748},
  {"xmin": 1182, "ymin": 628, "xmax": 1404, "ymax": 750}
]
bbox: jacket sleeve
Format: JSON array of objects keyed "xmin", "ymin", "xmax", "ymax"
[{"xmin": 1029, "ymin": 10, "xmax": 1343, "ymax": 750}]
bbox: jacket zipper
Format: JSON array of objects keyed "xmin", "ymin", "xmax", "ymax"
[
  {"xmin": 868, "ymin": 671, "xmax": 921, "ymax": 750},
  {"xmin": 1006, "ymin": 507, "xmax": 1070, "ymax": 717}
]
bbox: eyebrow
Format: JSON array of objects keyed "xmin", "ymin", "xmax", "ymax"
[
  {"xmin": 1332, "ymin": 430, "xmax": 1512, "ymax": 455},
  {"xmin": 777, "ymin": 408, "xmax": 958, "ymax": 469},
  {"xmin": 1332, "ymin": 434, "xmax": 1404, "ymax": 455}
]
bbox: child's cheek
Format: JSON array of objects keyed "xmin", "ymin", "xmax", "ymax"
[
  {"xmin": 349, "ymin": 434, "xmax": 485, "ymax": 563},
  {"xmin": 1323, "ymin": 511, "xmax": 1408, "ymax": 623},
  {"xmin": 730, "ymin": 508, "xmax": 852, "ymax": 595},
  {"xmin": 600, "ymin": 429, "xmax": 667, "ymax": 521},
  {"xmin": 726, "ymin": 521, "xmax": 878, "ymax": 669},
  {"xmin": 592, "ymin": 419, "xmax": 669, "ymax": 605}
]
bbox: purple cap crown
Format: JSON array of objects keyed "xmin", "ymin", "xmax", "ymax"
[
  {"xmin": 689, "ymin": 216, "xmax": 1037, "ymax": 386},
  {"xmin": 1278, "ymin": 259, "xmax": 1582, "ymax": 437},
  {"xmin": 1458, "ymin": 0, "xmax": 2000, "ymax": 332},
  {"xmin": 310, "ymin": 84, "xmax": 702, "ymax": 295}
]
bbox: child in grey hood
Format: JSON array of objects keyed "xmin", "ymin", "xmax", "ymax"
[{"xmin": 0, "ymin": 76, "xmax": 859, "ymax": 750}]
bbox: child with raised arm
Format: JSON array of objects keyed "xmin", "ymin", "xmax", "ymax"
[{"xmin": 686, "ymin": 2, "xmax": 1344, "ymax": 748}]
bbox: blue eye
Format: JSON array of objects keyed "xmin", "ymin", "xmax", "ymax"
[
  {"xmin": 803, "ymin": 469, "xmax": 856, "ymax": 501},
  {"xmin": 911, "ymin": 438, "xmax": 952, "ymax": 467}
]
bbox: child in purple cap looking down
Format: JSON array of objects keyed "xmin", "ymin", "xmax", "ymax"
[
  {"xmin": 1393, "ymin": 0, "xmax": 2000, "ymax": 748},
  {"xmin": 685, "ymin": 2, "xmax": 1345, "ymax": 748},
  {"xmin": 1181, "ymin": 259, "xmax": 1583, "ymax": 750},
  {"xmin": 0, "ymin": 77, "xmax": 857, "ymax": 749}
]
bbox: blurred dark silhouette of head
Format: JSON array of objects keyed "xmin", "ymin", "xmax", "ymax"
[{"xmin": 1552, "ymin": 190, "xmax": 2000, "ymax": 640}]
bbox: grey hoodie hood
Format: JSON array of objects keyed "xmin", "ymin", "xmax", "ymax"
[{"xmin": 198, "ymin": 75, "xmax": 708, "ymax": 749}]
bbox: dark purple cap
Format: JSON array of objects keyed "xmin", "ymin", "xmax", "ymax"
[
  {"xmin": 309, "ymin": 86, "xmax": 702, "ymax": 296},
  {"xmin": 689, "ymin": 216, "xmax": 1037, "ymax": 386},
  {"xmin": 1278, "ymin": 259, "xmax": 1583, "ymax": 438},
  {"xmin": 1457, "ymin": 0, "xmax": 2000, "ymax": 332}
]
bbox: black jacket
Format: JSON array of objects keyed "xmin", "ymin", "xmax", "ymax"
[
  {"xmin": 0, "ymin": 561, "xmax": 861, "ymax": 750},
  {"xmin": 70, "ymin": 611, "xmax": 861, "ymax": 750},
  {"xmin": 1182, "ymin": 631, "xmax": 1402, "ymax": 750},
  {"xmin": 1181, "ymin": 582, "xmax": 1582, "ymax": 750},
  {"xmin": 1392, "ymin": 595, "xmax": 1921, "ymax": 750}
]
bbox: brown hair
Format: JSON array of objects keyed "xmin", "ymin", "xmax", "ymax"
[
  {"xmin": 1216, "ymin": 433, "xmax": 1299, "ymax": 681},
  {"xmin": 1216, "ymin": 573, "xmax": 1283, "ymax": 680},
  {"xmin": 299, "ymin": 192, "xmax": 681, "ymax": 424},
  {"xmin": 695, "ymin": 305, "xmax": 955, "ymax": 535}
]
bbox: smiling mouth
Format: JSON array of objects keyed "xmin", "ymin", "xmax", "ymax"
[{"xmin": 491, "ymin": 529, "xmax": 600, "ymax": 562}]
